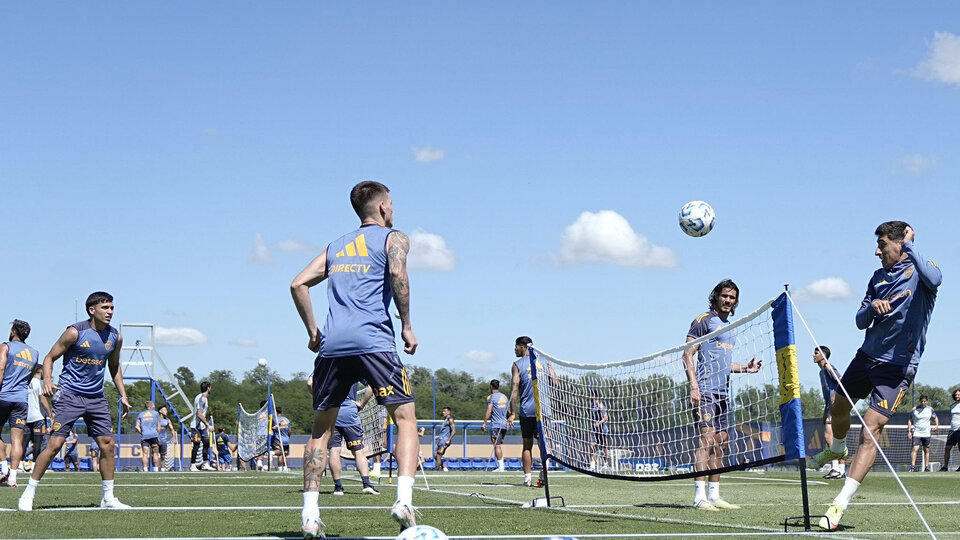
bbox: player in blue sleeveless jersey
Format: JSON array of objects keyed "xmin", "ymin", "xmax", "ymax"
[
  {"xmin": 291, "ymin": 181, "xmax": 419, "ymax": 537},
  {"xmin": 136, "ymin": 401, "xmax": 161, "ymax": 472},
  {"xmin": 215, "ymin": 426, "xmax": 237, "ymax": 471},
  {"xmin": 809, "ymin": 223, "xmax": 942, "ymax": 530},
  {"xmin": 434, "ymin": 407, "xmax": 456, "ymax": 471},
  {"xmin": 18, "ymin": 292, "xmax": 132, "ymax": 511},
  {"xmin": 588, "ymin": 392, "xmax": 610, "ymax": 472},
  {"xmin": 683, "ymin": 280, "xmax": 761, "ymax": 512},
  {"xmin": 327, "ymin": 385, "xmax": 380, "ymax": 495},
  {"xmin": 509, "ymin": 336, "xmax": 555, "ymax": 487},
  {"xmin": 0, "ymin": 319, "xmax": 39, "ymax": 487},
  {"xmin": 481, "ymin": 379, "xmax": 510, "ymax": 472},
  {"xmin": 271, "ymin": 406, "xmax": 291, "ymax": 471},
  {"xmin": 157, "ymin": 404, "xmax": 175, "ymax": 472}
]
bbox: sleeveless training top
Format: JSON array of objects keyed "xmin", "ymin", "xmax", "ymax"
[
  {"xmin": 59, "ymin": 321, "xmax": 119, "ymax": 398},
  {"xmin": 321, "ymin": 224, "xmax": 397, "ymax": 357},
  {"xmin": 0, "ymin": 341, "xmax": 39, "ymax": 402}
]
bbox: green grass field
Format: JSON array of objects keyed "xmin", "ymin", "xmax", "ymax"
[{"xmin": 0, "ymin": 468, "xmax": 957, "ymax": 539}]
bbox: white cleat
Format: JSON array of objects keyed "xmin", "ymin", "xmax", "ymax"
[
  {"xmin": 190, "ymin": 464, "xmax": 201, "ymax": 472},
  {"xmin": 693, "ymin": 499, "xmax": 719, "ymax": 512},
  {"xmin": 708, "ymin": 498, "xmax": 740, "ymax": 510},
  {"xmin": 100, "ymin": 497, "xmax": 132, "ymax": 509},
  {"xmin": 201, "ymin": 462, "xmax": 217, "ymax": 471},
  {"xmin": 17, "ymin": 495, "xmax": 33, "ymax": 512},
  {"xmin": 301, "ymin": 512, "xmax": 324, "ymax": 539},
  {"xmin": 390, "ymin": 502, "xmax": 418, "ymax": 530},
  {"xmin": 362, "ymin": 485, "xmax": 381, "ymax": 495}
]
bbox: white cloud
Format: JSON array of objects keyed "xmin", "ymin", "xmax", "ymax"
[
  {"xmin": 249, "ymin": 233, "xmax": 274, "ymax": 263},
  {"xmin": 413, "ymin": 145, "xmax": 445, "ymax": 163},
  {"xmin": 277, "ymin": 239, "xmax": 316, "ymax": 252},
  {"xmin": 793, "ymin": 277, "xmax": 855, "ymax": 302},
  {"xmin": 557, "ymin": 210, "xmax": 677, "ymax": 268},
  {"xmin": 408, "ymin": 229, "xmax": 456, "ymax": 271},
  {"xmin": 155, "ymin": 327, "xmax": 208, "ymax": 346},
  {"xmin": 229, "ymin": 338, "xmax": 258, "ymax": 347},
  {"xmin": 898, "ymin": 153, "xmax": 939, "ymax": 175},
  {"xmin": 460, "ymin": 349, "xmax": 498, "ymax": 365},
  {"xmin": 914, "ymin": 31, "xmax": 960, "ymax": 86}
]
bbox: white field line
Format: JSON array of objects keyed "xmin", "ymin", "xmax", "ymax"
[{"xmin": 35, "ymin": 535, "xmax": 960, "ymax": 540}]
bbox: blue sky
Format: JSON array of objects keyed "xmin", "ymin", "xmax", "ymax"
[{"xmin": 2, "ymin": 3, "xmax": 958, "ymax": 402}]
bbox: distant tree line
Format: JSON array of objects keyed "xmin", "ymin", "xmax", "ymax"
[{"xmin": 97, "ymin": 364, "xmax": 958, "ymax": 436}]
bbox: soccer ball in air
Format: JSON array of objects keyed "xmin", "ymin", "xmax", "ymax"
[
  {"xmin": 678, "ymin": 200, "xmax": 715, "ymax": 237},
  {"xmin": 396, "ymin": 525, "xmax": 449, "ymax": 540}
]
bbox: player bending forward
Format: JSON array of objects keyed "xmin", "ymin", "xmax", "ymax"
[
  {"xmin": 807, "ymin": 222, "xmax": 941, "ymax": 530},
  {"xmin": 291, "ymin": 181, "xmax": 419, "ymax": 538}
]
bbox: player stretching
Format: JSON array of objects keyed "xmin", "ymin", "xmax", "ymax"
[
  {"xmin": 814, "ymin": 346, "xmax": 846, "ymax": 479},
  {"xmin": 291, "ymin": 180, "xmax": 419, "ymax": 538},
  {"xmin": 434, "ymin": 407, "xmax": 455, "ymax": 471},
  {"xmin": 136, "ymin": 401, "xmax": 161, "ymax": 472},
  {"xmin": 18, "ymin": 291, "xmax": 132, "ymax": 511},
  {"xmin": 907, "ymin": 395, "xmax": 938, "ymax": 472},
  {"xmin": 808, "ymin": 222, "xmax": 941, "ymax": 530},
  {"xmin": 683, "ymin": 279, "xmax": 762, "ymax": 511},
  {"xmin": 0, "ymin": 320, "xmax": 40, "ymax": 487},
  {"xmin": 481, "ymin": 379, "xmax": 509, "ymax": 472},
  {"xmin": 940, "ymin": 389, "xmax": 960, "ymax": 471}
]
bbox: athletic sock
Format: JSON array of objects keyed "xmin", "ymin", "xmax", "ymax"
[
  {"xmin": 831, "ymin": 460, "xmax": 839, "ymax": 470},
  {"xmin": 303, "ymin": 491, "xmax": 319, "ymax": 510},
  {"xmin": 361, "ymin": 475, "xmax": 371, "ymax": 487},
  {"xmin": 707, "ymin": 481, "xmax": 720, "ymax": 501},
  {"xmin": 102, "ymin": 479, "xmax": 114, "ymax": 500},
  {"xmin": 8, "ymin": 469, "xmax": 17, "ymax": 485},
  {"xmin": 834, "ymin": 477, "xmax": 861, "ymax": 510},
  {"xmin": 693, "ymin": 480, "xmax": 706, "ymax": 503},
  {"xmin": 524, "ymin": 472, "xmax": 532, "ymax": 483},
  {"xmin": 830, "ymin": 438, "xmax": 847, "ymax": 455},
  {"xmin": 838, "ymin": 462, "xmax": 846, "ymax": 474},
  {"xmin": 372, "ymin": 462, "xmax": 380, "ymax": 475},
  {"xmin": 396, "ymin": 475, "xmax": 414, "ymax": 507},
  {"xmin": 333, "ymin": 480, "xmax": 343, "ymax": 489},
  {"xmin": 497, "ymin": 459, "xmax": 504, "ymax": 469},
  {"xmin": 23, "ymin": 478, "xmax": 39, "ymax": 497}
]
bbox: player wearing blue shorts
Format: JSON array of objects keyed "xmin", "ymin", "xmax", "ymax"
[
  {"xmin": 588, "ymin": 393, "xmax": 610, "ymax": 472},
  {"xmin": 63, "ymin": 429, "xmax": 80, "ymax": 471},
  {"xmin": 19, "ymin": 292, "xmax": 132, "ymax": 511},
  {"xmin": 327, "ymin": 385, "xmax": 379, "ymax": 495},
  {"xmin": 509, "ymin": 336, "xmax": 555, "ymax": 488},
  {"xmin": 0, "ymin": 319, "xmax": 39, "ymax": 488},
  {"xmin": 809, "ymin": 222, "xmax": 942, "ymax": 530},
  {"xmin": 271, "ymin": 407, "xmax": 291, "ymax": 471},
  {"xmin": 136, "ymin": 401, "xmax": 161, "ymax": 472},
  {"xmin": 291, "ymin": 181, "xmax": 419, "ymax": 537},
  {"xmin": 157, "ymin": 405, "xmax": 175, "ymax": 472},
  {"xmin": 683, "ymin": 280, "xmax": 762, "ymax": 512},
  {"xmin": 481, "ymin": 379, "xmax": 509, "ymax": 472},
  {"xmin": 907, "ymin": 395, "xmax": 939, "ymax": 472},
  {"xmin": 215, "ymin": 427, "xmax": 237, "ymax": 470},
  {"xmin": 434, "ymin": 407, "xmax": 455, "ymax": 471},
  {"xmin": 814, "ymin": 346, "xmax": 846, "ymax": 479}
]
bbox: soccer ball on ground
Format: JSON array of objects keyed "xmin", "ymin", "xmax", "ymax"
[
  {"xmin": 678, "ymin": 200, "xmax": 715, "ymax": 237},
  {"xmin": 396, "ymin": 525, "xmax": 449, "ymax": 540},
  {"xmin": 22, "ymin": 461, "xmax": 33, "ymax": 472}
]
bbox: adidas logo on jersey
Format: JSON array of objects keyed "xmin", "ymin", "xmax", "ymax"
[
  {"xmin": 80, "ymin": 341, "xmax": 91, "ymax": 348},
  {"xmin": 335, "ymin": 234, "xmax": 369, "ymax": 258},
  {"xmin": 15, "ymin": 349, "xmax": 34, "ymax": 362}
]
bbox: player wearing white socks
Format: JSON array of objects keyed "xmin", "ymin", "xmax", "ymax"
[
  {"xmin": 807, "ymin": 222, "xmax": 941, "ymax": 530},
  {"xmin": 292, "ymin": 181, "xmax": 420, "ymax": 538}
]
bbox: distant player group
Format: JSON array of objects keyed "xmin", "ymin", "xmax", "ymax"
[{"xmin": 0, "ymin": 180, "xmax": 944, "ymax": 538}]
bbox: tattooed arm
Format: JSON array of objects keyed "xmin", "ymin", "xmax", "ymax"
[{"xmin": 387, "ymin": 230, "xmax": 418, "ymax": 355}]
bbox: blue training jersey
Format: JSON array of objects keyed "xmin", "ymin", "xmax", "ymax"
[
  {"xmin": 335, "ymin": 385, "xmax": 362, "ymax": 428},
  {"xmin": 58, "ymin": 320, "xmax": 119, "ymax": 398},
  {"xmin": 137, "ymin": 410, "xmax": 160, "ymax": 439},
  {"xmin": 158, "ymin": 417, "xmax": 173, "ymax": 443},
  {"xmin": 276, "ymin": 415, "xmax": 290, "ymax": 445},
  {"xmin": 514, "ymin": 356, "xmax": 551, "ymax": 418},
  {"xmin": 321, "ymin": 225, "xmax": 397, "ymax": 357},
  {"xmin": 215, "ymin": 432, "xmax": 232, "ymax": 454},
  {"xmin": 437, "ymin": 416, "xmax": 454, "ymax": 443},
  {"xmin": 486, "ymin": 391, "xmax": 509, "ymax": 429},
  {"xmin": 590, "ymin": 400, "xmax": 609, "ymax": 432},
  {"xmin": 819, "ymin": 365, "xmax": 839, "ymax": 403},
  {"xmin": 856, "ymin": 242, "xmax": 942, "ymax": 367},
  {"xmin": 687, "ymin": 310, "xmax": 736, "ymax": 397},
  {"xmin": 0, "ymin": 341, "xmax": 40, "ymax": 402}
]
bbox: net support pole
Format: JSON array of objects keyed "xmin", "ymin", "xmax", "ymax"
[
  {"xmin": 773, "ymin": 288, "xmax": 812, "ymax": 531},
  {"xmin": 529, "ymin": 347, "xmax": 553, "ymax": 506}
]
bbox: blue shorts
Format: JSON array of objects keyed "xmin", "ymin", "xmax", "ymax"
[
  {"xmin": 50, "ymin": 391, "xmax": 113, "ymax": 437},
  {"xmin": 695, "ymin": 393, "xmax": 730, "ymax": 431},
  {"xmin": 218, "ymin": 450, "xmax": 232, "ymax": 464},
  {"xmin": 190, "ymin": 426, "xmax": 209, "ymax": 444},
  {"xmin": 26, "ymin": 419, "xmax": 46, "ymax": 436},
  {"xmin": 435, "ymin": 439, "xmax": 451, "ymax": 455},
  {"xmin": 839, "ymin": 351, "xmax": 916, "ymax": 418},
  {"xmin": 592, "ymin": 429, "xmax": 608, "ymax": 446},
  {"xmin": 489, "ymin": 427, "xmax": 506, "ymax": 445},
  {"xmin": 0, "ymin": 400, "xmax": 28, "ymax": 430},
  {"xmin": 312, "ymin": 351, "xmax": 414, "ymax": 411},
  {"xmin": 141, "ymin": 437, "xmax": 160, "ymax": 449},
  {"xmin": 328, "ymin": 424, "xmax": 364, "ymax": 451}
]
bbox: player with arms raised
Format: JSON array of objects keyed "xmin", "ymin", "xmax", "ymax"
[
  {"xmin": 18, "ymin": 291, "xmax": 132, "ymax": 511},
  {"xmin": 808, "ymin": 221, "xmax": 942, "ymax": 530},
  {"xmin": 683, "ymin": 279, "xmax": 761, "ymax": 511},
  {"xmin": 291, "ymin": 180, "xmax": 419, "ymax": 538}
]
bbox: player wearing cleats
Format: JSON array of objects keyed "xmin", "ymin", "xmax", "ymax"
[
  {"xmin": 301, "ymin": 510, "xmax": 324, "ymax": 540},
  {"xmin": 708, "ymin": 498, "xmax": 740, "ymax": 510},
  {"xmin": 100, "ymin": 497, "xmax": 131, "ymax": 509},
  {"xmin": 818, "ymin": 503, "xmax": 844, "ymax": 531},
  {"xmin": 693, "ymin": 499, "xmax": 719, "ymax": 512},
  {"xmin": 362, "ymin": 485, "xmax": 381, "ymax": 495},
  {"xmin": 390, "ymin": 502, "xmax": 418, "ymax": 530},
  {"xmin": 806, "ymin": 446, "xmax": 849, "ymax": 471}
]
